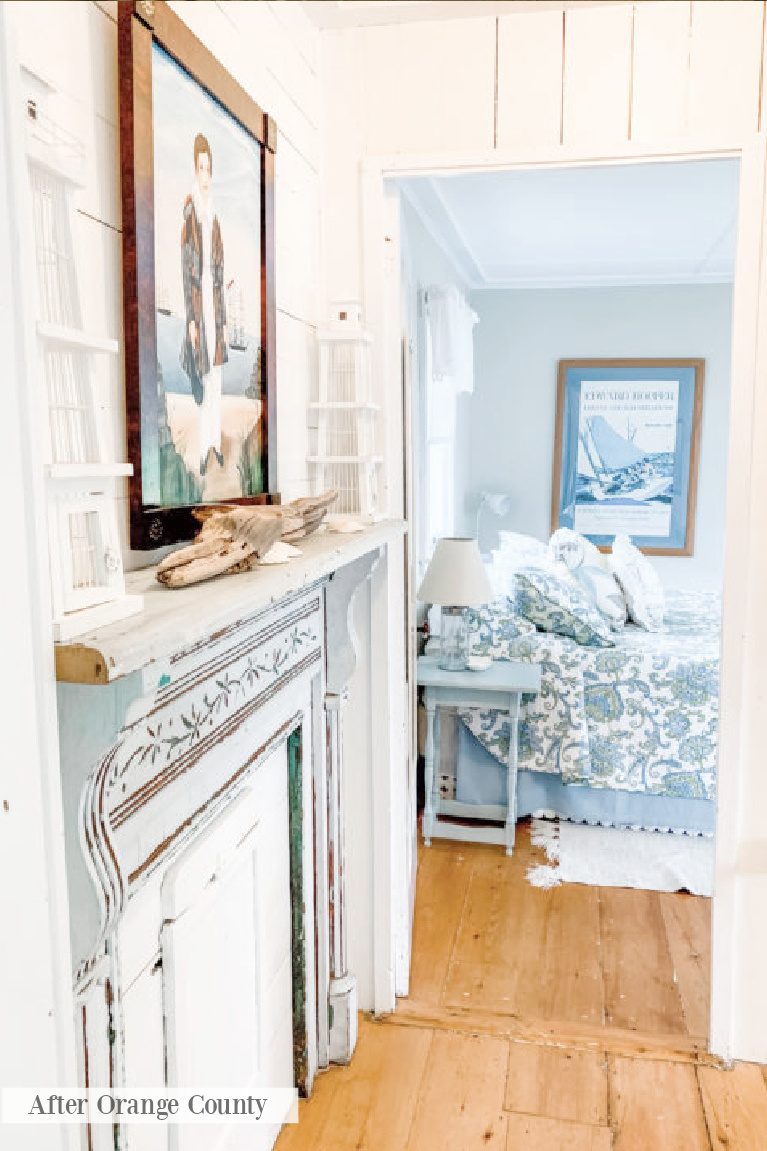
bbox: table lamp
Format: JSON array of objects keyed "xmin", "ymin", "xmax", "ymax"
[{"xmin": 417, "ymin": 537, "xmax": 493, "ymax": 671}]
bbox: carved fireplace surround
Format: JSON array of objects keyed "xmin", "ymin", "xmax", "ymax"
[{"xmin": 55, "ymin": 521, "xmax": 405, "ymax": 1151}]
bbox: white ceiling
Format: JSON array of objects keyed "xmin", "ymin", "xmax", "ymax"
[
  {"xmin": 399, "ymin": 160, "xmax": 740, "ymax": 290},
  {"xmin": 301, "ymin": 1, "xmax": 604, "ymax": 30}
]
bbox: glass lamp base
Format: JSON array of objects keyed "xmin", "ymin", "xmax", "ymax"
[{"xmin": 439, "ymin": 606, "xmax": 469, "ymax": 671}]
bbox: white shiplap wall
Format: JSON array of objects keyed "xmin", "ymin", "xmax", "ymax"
[
  {"xmin": 321, "ymin": 0, "xmax": 767, "ymax": 302},
  {"xmin": 14, "ymin": 0, "xmax": 321, "ymax": 570}
]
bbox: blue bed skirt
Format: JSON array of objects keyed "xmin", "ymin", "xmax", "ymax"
[{"xmin": 456, "ymin": 722, "xmax": 715, "ymax": 835}]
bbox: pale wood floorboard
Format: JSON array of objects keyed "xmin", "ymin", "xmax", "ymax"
[
  {"xmin": 609, "ymin": 1055, "xmax": 711, "ymax": 1150},
  {"xmin": 404, "ymin": 1030, "xmax": 508, "ymax": 1150},
  {"xmin": 275, "ymin": 1018, "xmax": 430, "ymax": 1151},
  {"xmin": 599, "ymin": 886, "xmax": 687, "ymax": 1035},
  {"xmin": 504, "ymin": 1043, "xmax": 609, "ymax": 1126},
  {"xmin": 444, "ymin": 849, "xmax": 604, "ymax": 1025},
  {"xmin": 407, "ymin": 838, "xmax": 474, "ymax": 1005},
  {"xmin": 505, "ymin": 1113, "xmax": 614, "ymax": 1151},
  {"xmin": 659, "ymin": 890, "xmax": 711, "ymax": 1038},
  {"xmin": 698, "ymin": 1061, "xmax": 767, "ymax": 1150}
]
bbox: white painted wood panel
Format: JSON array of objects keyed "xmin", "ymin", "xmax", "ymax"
[
  {"xmin": 86, "ymin": 1, "xmax": 119, "ymax": 129},
  {"xmin": 251, "ymin": 3, "xmax": 319, "ymax": 128},
  {"xmin": 710, "ymin": 131, "xmax": 767, "ymax": 1064},
  {"xmin": 320, "ymin": 28, "xmax": 367, "ymax": 305},
  {"xmin": 276, "ymin": 142, "xmax": 320, "ymax": 325},
  {"xmin": 361, "ymin": 19, "xmax": 495, "ymax": 155},
  {"xmin": 496, "ymin": 10, "xmax": 563, "ymax": 149},
  {"xmin": 734, "ymin": 156, "xmax": 767, "ymax": 858},
  {"xmin": 122, "ymin": 961, "xmax": 167, "ymax": 1151},
  {"xmin": 161, "ymin": 752, "xmax": 290, "ymax": 1151},
  {"xmin": 276, "ymin": 310, "xmax": 315, "ymax": 499},
  {"xmin": 563, "ymin": 5, "xmax": 633, "ymax": 147},
  {"xmin": 267, "ymin": 1, "xmax": 320, "ymax": 77},
  {"xmin": 200, "ymin": 0, "xmax": 320, "ymax": 171},
  {"xmin": 344, "ymin": 580, "xmax": 375, "ymax": 1009},
  {"xmin": 688, "ymin": 0, "xmax": 764, "ymax": 139},
  {"xmin": 14, "ymin": 2, "xmax": 93, "ymax": 115},
  {"xmin": 631, "ymin": 1, "xmax": 691, "ymax": 142},
  {"xmin": 117, "ymin": 880, "xmax": 164, "ymax": 994}
]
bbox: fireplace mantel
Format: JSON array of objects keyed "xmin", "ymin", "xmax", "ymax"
[
  {"xmin": 54, "ymin": 519, "xmax": 407, "ymax": 1149},
  {"xmin": 54, "ymin": 520, "xmax": 406, "ymax": 685}
]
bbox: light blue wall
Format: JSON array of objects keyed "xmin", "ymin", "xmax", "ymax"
[{"xmin": 468, "ymin": 284, "xmax": 733, "ymax": 591}]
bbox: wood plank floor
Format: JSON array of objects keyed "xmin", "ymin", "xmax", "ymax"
[
  {"xmin": 402, "ymin": 823, "xmax": 711, "ymax": 1046},
  {"xmin": 277, "ymin": 1017, "xmax": 767, "ymax": 1151},
  {"xmin": 277, "ymin": 824, "xmax": 767, "ymax": 1150}
]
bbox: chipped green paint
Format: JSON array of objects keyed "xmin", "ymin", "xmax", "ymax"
[
  {"xmin": 158, "ymin": 673, "xmax": 171, "ymax": 688},
  {"xmin": 288, "ymin": 724, "xmax": 308, "ymax": 1095}
]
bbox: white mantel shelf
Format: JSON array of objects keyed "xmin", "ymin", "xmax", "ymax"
[{"xmin": 54, "ymin": 520, "xmax": 406, "ymax": 685}]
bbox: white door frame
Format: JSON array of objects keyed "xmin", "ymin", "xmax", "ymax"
[{"xmin": 361, "ymin": 134, "xmax": 767, "ymax": 1062}]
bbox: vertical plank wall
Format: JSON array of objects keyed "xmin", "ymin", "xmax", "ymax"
[
  {"xmin": 13, "ymin": 0, "xmax": 322, "ymax": 569},
  {"xmin": 321, "ymin": 0, "xmax": 766, "ymax": 303}
]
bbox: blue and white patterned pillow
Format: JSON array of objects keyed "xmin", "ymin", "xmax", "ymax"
[
  {"xmin": 514, "ymin": 566, "xmax": 615, "ymax": 647},
  {"xmin": 466, "ymin": 597, "xmax": 535, "ymax": 658}
]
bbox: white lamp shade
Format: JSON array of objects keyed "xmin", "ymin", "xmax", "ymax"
[{"xmin": 417, "ymin": 537, "xmax": 493, "ymax": 607}]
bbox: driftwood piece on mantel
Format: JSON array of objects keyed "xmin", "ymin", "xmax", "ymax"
[
  {"xmin": 155, "ymin": 489, "xmax": 339, "ymax": 588},
  {"xmin": 53, "ymin": 519, "xmax": 407, "ymax": 685}
]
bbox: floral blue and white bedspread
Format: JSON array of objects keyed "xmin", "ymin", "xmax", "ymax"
[{"xmin": 458, "ymin": 590, "xmax": 720, "ymax": 800}]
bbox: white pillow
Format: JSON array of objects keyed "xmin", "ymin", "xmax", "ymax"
[
  {"xmin": 488, "ymin": 531, "xmax": 558, "ymax": 598},
  {"xmin": 571, "ymin": 565, "xmax": 628, "ymax": 630},
  {"xmin": 495, "ymin": 530, "xmax": 550, "ymax": 566},
  {"xmin": 549, "ymin": 527, "xmax": 609, "ymax": 572},
  {"xmin": 608, "ymin": 534, "xmax": 664, "ymax": 631}
]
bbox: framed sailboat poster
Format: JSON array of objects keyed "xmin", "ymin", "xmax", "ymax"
[{"xmin": 551, "ymin": 359, "xmax": 704, "ymax": 556}]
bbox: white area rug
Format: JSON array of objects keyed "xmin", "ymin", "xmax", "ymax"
[{"xmin": 526, "ymin": 818, "xmax": 714, "ymax": 897}]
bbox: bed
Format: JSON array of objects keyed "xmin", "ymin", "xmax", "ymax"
[{"xmin": 441, "ymin": 589, "xmax": 720, "ymax": 835}]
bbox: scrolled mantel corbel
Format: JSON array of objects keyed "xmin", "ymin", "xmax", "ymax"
[
  {"xmin": 320, "ymin": 547, "xmax": 382, "ymax": 1066},
  {"xmin": 324, "ymin": 549, "xmax": 382, "ymax": 695}
]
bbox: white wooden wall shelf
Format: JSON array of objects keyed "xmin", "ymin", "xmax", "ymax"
[
  {"xmin": 22, "ymin": 76, "xmax": 142, "ymax": 643},
  {"xmin": 55, "ymin": 523, "xmax": 405, "ymax": 1150},
  {"xmin": 311, "ymin": 302, "xmax": 383, "ymax": 519},
  {"xmin": 309, "ymin": 401, "xmax": 381, "ymax": 412},
  {"xmin": 46, "ymin": 462, "xmax": 134, "ymax": 480},
  {"xmin": 36, "ymin": 322, "xmax": 120, "ymax": 355},
  {"xmin": 308, "ymin": 453, "xmax": 384, "ymax": 464}
]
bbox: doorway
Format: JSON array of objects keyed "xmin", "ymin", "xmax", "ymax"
[
  {"xmin": 363, "ymin": 139, "xmax": 767, "ymax": 1060},
  {"xmin": 399, "ymin": 156, "xmax": 737, "ymax": 1051}
]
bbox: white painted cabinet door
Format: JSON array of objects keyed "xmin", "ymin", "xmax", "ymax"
[
  {"xmin": 122, "ymin": 958, "xmax": 168, "ymax": 1151},
  {"xmin": 160, "ymin": 748, "xmax": 293, "ymax": 1151}
]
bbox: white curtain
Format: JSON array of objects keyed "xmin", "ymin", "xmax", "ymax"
[{"xmin": 425, "ymin": 282, "xmax": 479, "ymax": 394}]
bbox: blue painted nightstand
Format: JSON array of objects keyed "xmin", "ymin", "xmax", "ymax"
[{"xmin": 417, "ymin": 654, "xmax": 541, "ymax": 855}]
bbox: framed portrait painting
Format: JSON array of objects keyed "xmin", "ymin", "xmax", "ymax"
[
  {"xmin": 551, "ymin": 359, "xmax": 704, "ymax": 556},
  {"xmin": 119, "ymin": 0, "xmax": 277, "ymax": 549}
]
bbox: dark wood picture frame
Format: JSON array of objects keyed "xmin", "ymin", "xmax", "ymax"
[
  {"xmin": 551, "ymin": 358, "xmax": 705, "ymax": 556},
  {"xmin": 119, "ymin": 0, "xmax": 277, "ymax": 549}
]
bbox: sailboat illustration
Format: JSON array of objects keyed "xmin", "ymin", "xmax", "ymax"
[
  {"xmin": 578, "ymin": 416, "xmax": 674, "ymax": 503},
  {"xmin": 226, "ymin": 279, "xmax": 248, "ymax": 351}
]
